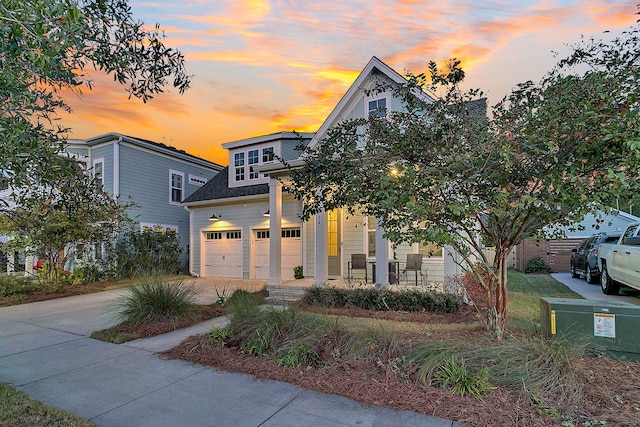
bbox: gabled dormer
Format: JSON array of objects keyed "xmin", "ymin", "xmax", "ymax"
[{"xmin": 222, "ymin": 132, "xmax": 314, "ymax": 189}]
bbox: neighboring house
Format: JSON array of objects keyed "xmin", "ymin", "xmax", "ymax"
[
  {"xmin": 183, "ymin": 57, "xmax": 465, "ymax": 287},
  {"xmin": 514, "ymin": 209, "xmax": 640, "ymax": 272},
  {"xmin": 63, "ymin": 133, "xmax": 223, "ymax": 267}
]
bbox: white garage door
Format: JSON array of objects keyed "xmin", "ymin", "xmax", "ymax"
[
  {"xmin": 204, "ymin": 231, "xmax": 243, "ymax": 278},
  {"xmin": 254, "ymin": 228, "xmax": 301, "ymax": 280}
]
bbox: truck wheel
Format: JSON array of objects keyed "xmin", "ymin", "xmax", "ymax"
[
  {"xmin": 600, "ymin": 263, "xmax": 620, "ymax": 295},
  {"xmin": 570, "ymin": 262, "xmax": 579, "ymax": 278},
  {"xmin": 585, "ymin": 265, "xmax": 596, "ymax": 284}
]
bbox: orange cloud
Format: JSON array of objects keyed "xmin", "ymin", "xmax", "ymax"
[{"xmin": 51, "ymin": 0, "xmax": 640, "ymax": 170}]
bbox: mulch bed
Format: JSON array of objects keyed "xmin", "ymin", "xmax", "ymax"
[
  {"xmin": 161, "ymin": 303, "xmax": 640, "ymax": 427},
  {"xmin": 104, "ymin": 304, "xmax": 227, "ymax": 340},
  {"xmin": 0, "ymin": 280, "xmax": 123, "ymax": 307},
  {"xmin": 162, "ymin": 329, "xmax": 555, "ymax": 426}
]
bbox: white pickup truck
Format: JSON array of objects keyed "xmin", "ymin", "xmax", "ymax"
[{"xmin": 598, "ymin": 222, "xmax": 640, "ymax": 295}]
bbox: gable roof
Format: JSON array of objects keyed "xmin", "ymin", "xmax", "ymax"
[
  {"xmin": 182, "ymin": 166, "xmax": 268, "ymax": 205},
  {"xmin": 307, "ymin": 56, "xmax": 436, "ymax": 149},
  {"xmin": 82, "ymin": 133, "xmax": 222, "ymax": 171}
]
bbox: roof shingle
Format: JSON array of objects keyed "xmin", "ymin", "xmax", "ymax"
[{"xmin": 182, "ymin": 167, "xmax": 268, "ymax": 204}]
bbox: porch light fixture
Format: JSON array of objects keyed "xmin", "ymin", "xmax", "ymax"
[
  {"xmin": 263, "ymin": 210, "xmax": 270, "ymax": 217},
  {"xmin": 209, "ymin": 212, "xmax": 221, "ymax": 221}
]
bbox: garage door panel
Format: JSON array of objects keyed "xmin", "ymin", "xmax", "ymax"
[
  {"xmin": 204, "ymin": 231, "xmax": 242, "ymax": 278},
  {"xmin": 254, "ymin": 238, "xmax": 269, "ymax": 280},
  {"xmin": 253, "ymin": 229, "xmax": 301, "ymax": 280},
  {"xmin": 282, "ymin": 237, "xmax": 301, "ymax": 280}
]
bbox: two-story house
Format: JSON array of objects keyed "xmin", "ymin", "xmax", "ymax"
[
  {"xmin": 65, "ymin": 133, "xmax": 223, "ymax": 267},
  {"xmin": 183, "ymin": 57, "xmax": 464, "ymax": 287}
]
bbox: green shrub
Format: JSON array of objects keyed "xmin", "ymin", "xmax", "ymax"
[
  {"xmin": 525, "ymin": 256, "xmax": 551, "ymax": 273},
  {"xmin": 107, "ymin": 227, "xmax": 182, "ymax": 279},
  {"xmin": 112, "ymin": 276, "xmax": 198, "ymax": 325},
  {"xmin": 206, "ymin": 325, "xmax": 234, "ymax": 347},
  {"xmin": 432, "ymin": 356, "xmax": 494, "ymax": 400},
  {"xmin": 409, "ymin": 335, "xmax": 587, "ymax": 414},
  {"xmin": 0, "ymin": 275, "xmax": 43, "ymax": 297},
  {"xmin": 301, "ymin": 287, "xmax": 460, "ymax": 313},
  {"xmin": 227, "ymin": 288, "xmax": 251, "ymax": 303},
  {"xmin": 293, "ymin": 265, "xmax": 304, "ymax": 279},
  {"xmin": 275, "ymin": 341, "xmax": 320, "ymax": 367},
  {"xmin": 71, "ymin": 263, "xmax": 106, "ymax": 284}
]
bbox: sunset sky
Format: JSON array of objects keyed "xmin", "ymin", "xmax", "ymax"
[{"xmin": 61, "ymin": 0, "xmax": 639, "ymax": 166}]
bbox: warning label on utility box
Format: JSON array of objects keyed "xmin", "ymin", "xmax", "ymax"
[{"xmin": 594, "ymin": 313, "xmax": 616, "ymax": 338}]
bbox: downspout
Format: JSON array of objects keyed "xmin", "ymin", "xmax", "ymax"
[
  {"xmin": 113, "ymin": 136, "xmax": 122, "ymax": 199},
  {"xmin": 183, "ymin": 205, "xmax": 199, "ymax": 277}
]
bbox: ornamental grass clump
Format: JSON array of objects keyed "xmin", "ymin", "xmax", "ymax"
[{"xmin": 112, "ymin": 276, "xmax": 198, "ymax": 326}]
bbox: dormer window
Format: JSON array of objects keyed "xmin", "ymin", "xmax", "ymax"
[
  {"xmin": 248, "ymin": 149, "xmax": 259, "ymax": 179},
  {"xmin": 262, "ymin": 147, "xmax": 274, "ymax": 162},
  {"xmin": 228, "ymin": 145, "xmax": 278, "ymax": 187},
  {"xmin": 234, "ymin": 152, "xmax": 245, "ymax": 181}
]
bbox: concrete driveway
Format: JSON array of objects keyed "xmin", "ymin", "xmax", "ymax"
[
  {"xmin": 551, "ymin": 272, "xmax": 640, "ymax": 305},
  {"xmin": 0, "ymin": 283, "xmax": 465, "ymax": 427}
]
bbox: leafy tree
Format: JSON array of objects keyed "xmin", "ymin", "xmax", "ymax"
[
  {"xmin": 0, "ymin": 168, "xmax": 133, "ymax": 281},
  {"xmin": 0, "ymin": 0, "xmax": 191, "ymax": 193},
  {"xmin": 287, "ymin": 25, "xmax": 640, "ymax": 338}
]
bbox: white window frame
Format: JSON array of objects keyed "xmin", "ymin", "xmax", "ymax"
[
  {"xmin": 169, "ymin": 170, "xmax": 184, "ymax": 205},
  {"xmin": 234, "ymin": 152, "xmax": 245, "ymax": 182},
  {"xmin": 140, "ymin": 222, "xmax": 179, "ymax": 234},
  {"xmin": 248, "ymin": 149, "xmax": 260, "ymax": 180},
  {"xmin": 229, "ymin": 145, "xmax": 278, "ymax": 187},
  {"xmin": 92, "ymin": 158, "xmax": 104, "ymax": 186},
  {"xmin": 364, "ymin": 92, "xmax": 391, "ymax": 119},
  {"xmin": 262, "ymin": 146, "xmax": 275, "ymax": 163}
]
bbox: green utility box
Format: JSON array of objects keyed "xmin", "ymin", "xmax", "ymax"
[{"xmin": 540, "ymin": 297, "xmax": 640, "ymax": 361}]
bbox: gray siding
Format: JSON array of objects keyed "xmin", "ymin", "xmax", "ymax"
[
  {"xmin": 281, "ymin": 139, "xmax": 303, "ymax": 162},
  {"xmin": 91, "ymin": 144, "xmax": 114, "ymax": 194},
  {"xmin": 117, "ymin": 143, "xmax": 219, "ymax": 264},
  {"xmin": 342, "ymin": 75, "xmax": 407, "ymax": 123}
]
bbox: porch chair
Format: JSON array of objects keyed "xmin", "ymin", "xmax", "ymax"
[
  {"xmin": 347, "ymin": 254, "xmax": 368, "ymax": 284},
  {"xmin": 401, "ymin": 254, "xmax": 424, "ymax": 285}
]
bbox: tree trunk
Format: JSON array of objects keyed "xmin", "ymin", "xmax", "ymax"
[{"xmin": 488, "ymin": 250, "xmax": 508, "ymax": 339}]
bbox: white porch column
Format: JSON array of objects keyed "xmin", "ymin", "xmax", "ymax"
[
  {"xmin": 314, "ymin": 210, "xmax": 328, "ymax": 286},
  {"xmin": 268, "ymin": 179, "xmax": 283, "ymax": 286},
  {"xmin": 375, "ymin": 218, "xmax": 390, "ymax": 289}
]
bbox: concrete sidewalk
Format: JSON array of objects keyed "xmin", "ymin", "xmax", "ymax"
[{"xmin": 0, "ymin": 288, "xmax": 466, "ymax": 427}]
